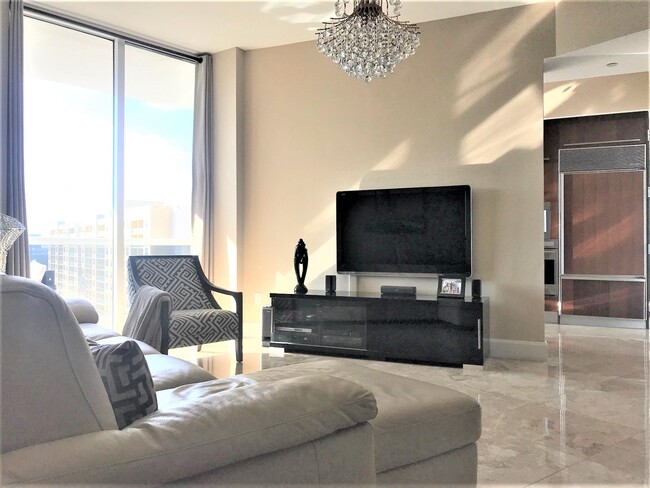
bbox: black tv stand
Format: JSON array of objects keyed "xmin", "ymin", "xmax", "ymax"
[{"xmin": 269, "ymin": 291, "xmax": 489, "ymax": 367}]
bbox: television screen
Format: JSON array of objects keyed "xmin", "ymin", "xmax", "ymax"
[{"xmin": 336, "ymin": 185, "xmax": 472, "ymax": 276}]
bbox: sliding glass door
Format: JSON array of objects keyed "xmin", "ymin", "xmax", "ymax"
[
  {"xmin": 123, "ymin": 45, "xmax": 194, "ymax": 257},
  {"xmin": 23, "ymin": 18, "xmax": 115, "ymax": 322},
  {"xmin": 23, "ymin": 16, "xmax": 195, "ymax": 329},
  {"xmin": 121, "ymin": 45, "xmax": 194, "ymax": 326}
]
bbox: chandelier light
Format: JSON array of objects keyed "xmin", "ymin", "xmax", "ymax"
[{"xmin": 316, "ymin": 0, "xmax": 420, "ymax": 82}]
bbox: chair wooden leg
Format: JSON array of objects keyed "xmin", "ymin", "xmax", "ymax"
[{"xmin": 235, "ymin": 339, "xmax": 243, "ymax": 363}]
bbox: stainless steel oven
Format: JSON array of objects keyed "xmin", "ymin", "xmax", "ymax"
[{"xmin": 544, "ymin": 247, "xmax": 559, "ymax": 297}]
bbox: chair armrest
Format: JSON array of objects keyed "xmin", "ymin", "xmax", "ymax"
[
  {"xmin": 199, "ymin": 275, "xmax": 243, "ymax": 303},
  {"xmin": 123, "ymin": 285, "xmax": 172, "ymax": 354},
  {"xmin": 2, "ymin": 374, "xmax": 378, "ymax": 485},
  {"xmin": 192, "ymin": 256, "xmax": 242, "ymax": 305},
  {"xmin": 204, "ymin": 281, "xmax": 240, "ymax": 298},
  {"xmin": 194, "ymin": 265, "xmax": 243, "ymax": 334},
  {"xmin": 205, "ymin": 284, "xmax": 243, "ymax": 318},
  {"xmin": 64, "ymin": 298, "xmax": 99, "ymax": 324},
  {"xmin": 199, "ymin": 276, "xmax": 244, "ymax": 362}
]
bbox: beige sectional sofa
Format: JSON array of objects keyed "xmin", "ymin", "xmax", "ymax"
[{"xmin": 1, "ymin": 274, "xmax": 481, "ymax": 486}]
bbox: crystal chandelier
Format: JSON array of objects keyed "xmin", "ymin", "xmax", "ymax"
[{"xmin": 316, "ymin": 0, "xmax": 420, "ymax": 82}]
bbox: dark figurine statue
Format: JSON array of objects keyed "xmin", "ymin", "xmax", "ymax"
[{"xmin": 294, "ymin": 238, "xmax": 309, "ymax": 294}]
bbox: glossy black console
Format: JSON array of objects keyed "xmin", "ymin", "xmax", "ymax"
[{"xmin": 270, "ymin": 291, "xmax": 489, "ymax": 367}]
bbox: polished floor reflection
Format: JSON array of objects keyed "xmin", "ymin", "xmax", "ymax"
[{"xmin": 170, "ymin": 324, "xmax": 649, "ymax": 486}]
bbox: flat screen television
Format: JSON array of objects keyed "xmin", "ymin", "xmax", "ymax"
[{"xmin": 336, "ymin": 185, "xmax": 472, "ymax": 276}]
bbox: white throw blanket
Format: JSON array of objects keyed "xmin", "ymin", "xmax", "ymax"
[{"xmin": 123, "ymin": 285, "xmax": 172, "ymax": 352}]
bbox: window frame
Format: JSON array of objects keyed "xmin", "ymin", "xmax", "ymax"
[{"xmin": 23, "ymin": 7, "xmax": 200, "ymax": 328}]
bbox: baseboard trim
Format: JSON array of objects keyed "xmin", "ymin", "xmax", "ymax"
[
  {"xmin": 544, "ymin": 311, "xmax": 559, "ymax": 324},
  {"xmin": 489, "ymin": 338, "xmax": 548, "ymax": 362}
]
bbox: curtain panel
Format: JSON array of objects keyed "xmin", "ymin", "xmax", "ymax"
[
  {"xmin": 3, "ymin": 0, "xmax": 29, "ymax": 277},
  {"xmin": 191, "ymin": 54, "xmax": 214, "ymax": 278}
]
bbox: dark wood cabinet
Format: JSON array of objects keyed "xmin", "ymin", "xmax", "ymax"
[
  {"xmin": 270, "ymin": 291, "xmax": 489, "ymax": 367},
  {"xmin": 552, "ymin": 112, "xmax": 648, "ymax": 147},
  {"xmin": 561, "ymin": 279, "xmax": 645, "ymax": 320},
  {"xmin": 545, "ymin": 111, "xmax": 649, "ymax": 326}
]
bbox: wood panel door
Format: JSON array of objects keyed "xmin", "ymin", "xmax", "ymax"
[
  {"xmin": 547, "ymin": 112, "xmax": 649, "ymax": 327},
  {"xmin": 563, "ymin": 171, "xmax": 644, "ymax": 276},
  {"xmin": 561, "ymin": 168, "xmax": 646, "ymax": 321}
]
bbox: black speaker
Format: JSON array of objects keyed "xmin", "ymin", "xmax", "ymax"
[
  {"xmin": 262, "ymin": 306, "xmax": 273, "ymax": 341},
  {"xmin": 325, "ymin": 275, "xmax": 337, "ymax": 294},
  {"xmin": 471, "ymin": 279, "xmax": 481, "ymax": 300}
]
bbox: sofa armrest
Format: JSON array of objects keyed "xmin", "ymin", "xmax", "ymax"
[
  {"xmin": 64, "ymin": 298, "xmax": 99, "ymax": 325},
  {"xmin": 2, "ymin": 374, "xmax": 378, "ymax": 485}
]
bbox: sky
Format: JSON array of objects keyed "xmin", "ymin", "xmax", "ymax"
[{"xmin": 23, "ymin": 18, "xmax": 195, "ymax": 236}]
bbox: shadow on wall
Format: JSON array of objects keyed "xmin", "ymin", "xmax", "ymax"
[{"xmin": 245, "ymin": 4, "xmax": 555, "ymax": 343}]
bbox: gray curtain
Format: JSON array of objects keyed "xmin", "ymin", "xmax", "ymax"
[
  {"xmin": 191, "ymin": 54, "xmax": 214, "ymax": 277},
  {"xmin": 3, "ymin": 0, "xmax": 29, "ymax": 277}
]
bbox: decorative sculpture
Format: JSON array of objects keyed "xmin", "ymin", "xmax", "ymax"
[
  {"xmin": 0, "ymin": 213, "xmax": 25, "ymax": 273},
  {"xmin": 293, "ymin": 238, "xmax": 309, "ymax": 294}
]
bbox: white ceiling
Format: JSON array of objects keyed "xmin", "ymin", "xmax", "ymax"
[
  {"xmin": 33, "ymin": 0, "xmax": 649, "ymax": 82},
  {"xmin": 34, "ymin": 0, "xmax": 547, "ymax": 53},
  {"xmin": 544, "ymin": 29, "xmax": 649, "ymax": 83}
]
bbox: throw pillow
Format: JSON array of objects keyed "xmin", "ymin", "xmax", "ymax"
[{"xmin": 88, "ymin": 339, "xmax": 158, "ymax": 429}]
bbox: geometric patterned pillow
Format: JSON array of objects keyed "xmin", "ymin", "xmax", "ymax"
[{"xmin": 88, "ymin": 340, "xmax": 158, "ymax": 429}]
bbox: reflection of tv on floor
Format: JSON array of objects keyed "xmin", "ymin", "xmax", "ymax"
[{"xmin": 336, "ymin": 185, "xmax": 471, "ymax": 276}]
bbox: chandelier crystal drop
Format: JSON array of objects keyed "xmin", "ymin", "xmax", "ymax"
[{"xmin": 316, "ymin": 0, "xmax": 420, "ymax": 83}]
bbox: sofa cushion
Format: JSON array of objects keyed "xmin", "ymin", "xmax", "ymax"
[
  {"xmin": 65, "ymin": 298, "xmax": 100, "ymax": 324},
  {"xmin": 80, "ymin": 322, "xmax": 215, "ymax": 391},
  {"xmin": 144, "ymin": 353, "xmax": 216, "ymax": 391},
  {"xmin": 81, "ymin": 323, "xmax": 159, "ymax": 355},
  {"xmin": 3, "ymin": 375, "xmax": 378, "ymax": 485},
  {"xmin": 241, "ymin": 358, "xmax": 482, "ymax": 473},
  {"xmin": 80, "ymin": 322, "xmax": 122, "ymax": 341},
  {"xmin": 95, "ymin": 335, "xmax": 160, "ymax": 355},
  {"xmin": 88, "ymin": 340, "xmax": 158, "ymax": 429}
]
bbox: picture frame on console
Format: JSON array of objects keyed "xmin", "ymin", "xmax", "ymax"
[{"xmin": 437, "ymin": 276, "xmax": 466, "ymax": 299}]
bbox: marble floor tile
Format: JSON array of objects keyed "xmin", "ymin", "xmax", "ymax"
[
  {"xmin": 533, "ymin": 437, "xmax": 649, "ymax": 485},
  {"xmin": 174, "ymin": 324, "xmax": 650, "ymax": 486},
  {"xmin": 477, "ymin": 437, "xmax": 582, "ymax": 487},
  {"xmin": 482, "ymin": 399, "xmax": 641, "ymax": 460},
  {"xmin": 546, "ymin": 389, "xmax": 647, "ymax": 430},
  {"xmin": 534, "ymin": 431, "xmax": 650, "ymax": 486}
]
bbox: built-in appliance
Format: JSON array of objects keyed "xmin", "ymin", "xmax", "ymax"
[
  {"xmin": 544, "ymin": 247, "xmax": 559, "ymax": 297},
  {"xmin": 543, "ymin": 202, "xmax": 552, "ymax": 241},
  {"xmin": 336, "ymin": 185, "xmax": 472, "ymax": 276},
  {"xmin": 261, "ymin": 306, "xmax": 273, "ymax": 343}
]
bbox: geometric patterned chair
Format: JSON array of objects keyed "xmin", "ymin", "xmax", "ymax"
[{"xmin": 127, "ymin": 255, "xmax": 243, "ymax": 362}]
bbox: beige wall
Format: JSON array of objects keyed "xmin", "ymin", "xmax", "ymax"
[
  {"xmin": 212, "ymin": 48, "xmax": 245, "ymax": 295},
  {"xmin": 544, "ymin": 72, "xmax": 650, "ymax": 118},
  {"xmin": 555, "ymin": 0, "xmax": 649, "ymax": 55},
  {"xmin": 240, "ymin": 3, "xmax": 556, "ymax": 348}
]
